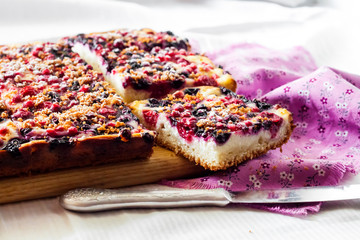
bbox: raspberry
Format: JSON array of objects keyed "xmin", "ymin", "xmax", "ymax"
[
  {"xmin": 46, "ymin": 129, "xmax": 58, "ymax": 137},
  {"xmin": 0, "ymin": 127, "xmax": 8, "ymax": 136},
  {"xmin": 98, "ymin": 108, "xmax": 116, "ymax": 116},
  {"xmin": 55, "ymin": 126, "xmax": 64, "ymax": 132},
  {"xmin": 142, "ymin": 110, "xmax": 158, "ymax": 127},
  {"xmin": 79, "ymin": 85, "xmax": 89, "ymax": 93},
  {"xmin": 51, "ymin": 103, "xmax": 61, "ymax": 112},
  {"xmin": 19, "ymin": 86, "xmax": 38, "ymax": 97},
  {"xmin": 42, "ymin": 69, "xmax": 51, "ymax": 75}
]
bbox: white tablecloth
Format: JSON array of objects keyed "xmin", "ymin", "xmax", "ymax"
[{"xmin": 1, "ymin": 0, "xmax": 360, "ymax": 239}]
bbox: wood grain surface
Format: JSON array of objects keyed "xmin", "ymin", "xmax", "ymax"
[{"xmin": 0, "ymin": 146, "xmax": 206, "ymax": 204}]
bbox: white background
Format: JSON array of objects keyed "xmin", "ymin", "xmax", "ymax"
[{"xmin": 1, "ymin": 0, "xmax": 360, "ymax": 239}]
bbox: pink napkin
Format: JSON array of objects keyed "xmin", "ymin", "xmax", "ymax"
[{"xmin": 163, "ymin": 43, "xmax": 360, "ymax": 216}]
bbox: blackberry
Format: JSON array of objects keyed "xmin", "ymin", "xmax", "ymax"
[
  {"xmin": 220, "ymin": 87, "xmax": 237, "ymax": 98},
  {"xmin": 253, "ymin": 99, "xmax": 271, "ymax": 111},
  {"xmin": 166, "ymin": 31, "xmax": 174, "ymax": 36},
  {"xmin": 213, "ymin": 131, "xmax": 231, "ymax": 145},
  {"xmin": 177, "ymin": 40, "xmax": 188, "ymax": 50},
  {"xmin": 142, "ymin": 132, "xmax": 154, "ymax": 144},
  {"xmin": 252, "ymin": 122, "xmax": 262, "ymax": 133},
  {"xmin": 106, "ymin": 60, "xmax": 117, "ymax": 72},
  {"xmin": 195, "ymin": 128, "xmax": 207, "ymax": 138},
  {"xmin": 119, "ymin": 128, "xmax": 131, "ymax": 141},
  {"xmin": 69, "ymin": 80, "xmax": 80, "ymax": 91},
  {"xmin": 247, "ymin": 113, "xmax": 256, "ymax": 118},
  {"xmin": 20, "ymin": 128, "xmax": 32, "ymax": 136},
  {"xmin": 183, "ymin": 88, "xmax": 199, "ymax": 96},
  {"xmin": 170, "ymin": 78, "xmax": 185, "ymax": 89},
  {"xmin": 146, "ymin": 98, "xmax": 160, "ymax": 107},
  {"xmin": 181, "ymin": 71, "xmax": 190, "ymax": 78},
  {"xmin": 159, "ymin": 100, "xmax": 171, "ymax": 107},
  {"xmin": 132, "ymin": 78, "xmax": 151, "ymax": 90},
  {"xmin": 100, "ymin": 92, "xmax": 109, "ymax": 99},
  {"xmin": 49, "ymin": 137, "xmax": 75, "ymax": 150},
  {"xmin": 129, "ymin": 61, "xmax": 141, "ymax": 69},
  {"xmin": 192, "ymin": 105, "xmax": 208, "ymax": 118},
  {"xmin": 169, "ymin": 116, "xmax": 177, "ymax": 126},
  {"xmin": 47, "ymin": 92, "xmax": 60, "ymax": 102},
  {"xmin": 3, "ymin": 138, "xmax": 24, "ymax": 155},
  {"xmin": 228, "ymin": 115, "xmax": 239, "ymax": 123},
  {"xmin": 262, "ymin": 120, "xmax": 273, "ymax": 130}
]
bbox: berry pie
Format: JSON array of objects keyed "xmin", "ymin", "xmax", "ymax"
[
  {"xmin": 130, "ymin": 86, "xmax": 294, "ymax": 171},
  {"xmin": 0, "ymin": 42, "xmax": 155, "ymax": 177},
  {"xmin": 64, "ymin": 29, "xmax": 236, "ymax": 102}
]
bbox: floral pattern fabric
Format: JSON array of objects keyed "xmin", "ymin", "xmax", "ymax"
[{"xmin": 163, "ymin": 43, "xmax": 360, "ymax": 215}]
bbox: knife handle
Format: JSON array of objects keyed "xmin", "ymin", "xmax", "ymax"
[{"xmin": 59, "ymin": 184, "xmax": 230, "ymax": 212}]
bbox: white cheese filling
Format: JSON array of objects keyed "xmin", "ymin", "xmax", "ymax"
[
  {"xmin": 72, "ymin": 43, "xmax": 150, "ymax": 102},
  {"xmin": 154, "ymin": 109, "xmax": 290, "ymax": 166}
]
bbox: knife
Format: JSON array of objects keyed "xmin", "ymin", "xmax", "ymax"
[{"xmin": 59, "ymin": 184, "xmax": 360, "ymax": 212}]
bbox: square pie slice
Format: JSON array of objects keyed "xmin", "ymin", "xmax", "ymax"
[
  {"xmin": 64, "ymin": 29, "xmax": 236, "ymax": 102},
  {"xmin": 130, "ymin": 86, "xmax": 294, "ymax": 171},
  {"xmin": 0, "ymin": 42, "xmax": 155, "ymax": 177}
]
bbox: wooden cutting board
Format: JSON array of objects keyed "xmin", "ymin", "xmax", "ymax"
[{"xmin": 0, "ymin": 146, "xmax": 206, "ymax": 204}]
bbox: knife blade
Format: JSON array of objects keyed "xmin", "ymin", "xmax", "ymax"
[{"xmin": 59, "ymin": 184, "xmax": 360, "ymax": 212}]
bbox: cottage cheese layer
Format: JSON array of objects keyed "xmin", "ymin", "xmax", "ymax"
[
  {"xmin": 130, "ymin": 86, "xmax": 294, "ymax": 171},
  {"xmin": 65, "ymin": 29, "xmax": 235, "ymax": 103}
]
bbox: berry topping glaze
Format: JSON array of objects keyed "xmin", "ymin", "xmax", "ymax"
[
  {"xmin": 136, "ymin": 87, "xmax": 285, "ymax": 145},
  {"xmin": 0, "ymin": 42, "xmax": 153, "ymax": 153},
  {"xmin": 64, "ymin": 29, "xmax": 235, "ymax": 101}
]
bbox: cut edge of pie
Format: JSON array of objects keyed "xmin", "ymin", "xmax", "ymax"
[
  {"xmin": 66, "ymin": 29, "xmax": 236, "ymax": 103},
  {"xmin": 130, "ymin": 86, "xmax": 295, "ymax": 171}
]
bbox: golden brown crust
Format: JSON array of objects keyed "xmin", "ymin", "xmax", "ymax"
[
  {"xmin": 225, "ymin": 77, "xmax": 237, "ymax": 92},
  {"xmin": 0, "ymin": 134, "xmax": 153, "ymax": 178}
]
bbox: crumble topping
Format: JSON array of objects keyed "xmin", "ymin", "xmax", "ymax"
[
  {"xmin": 0, "ymin": 42, "xmax": 153, "ymax": 154},
  {"xmin": 138, "ymin": 87, "xmax": 284, "ymax": 144},
  {"xmin": 65, "ymin": 29, "xmax": 231, "ymax": 99}
]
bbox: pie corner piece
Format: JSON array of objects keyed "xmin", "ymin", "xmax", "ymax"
[
  {"xmin": 0, "ymin": 41, "xmax": 155, "ymax": 178},
  {"xmin": 130, "ymin": 86, "xmax": 295, "ymax": 171},
  {"xmin": 64, "ymin": 29, "xmax": 236, "ymax": 103}
]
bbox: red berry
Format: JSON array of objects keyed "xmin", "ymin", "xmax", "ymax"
[
  {"xmin": 79, "ymin": 85, "xmax": 89, "ymax": 93},
  {"xmin": 46, "ymin": 129, "xmax": 57, "ymax": 137},
  {"xmin": 107, "ymin": 122, "xmax": 116, "ymax": 127},
  {"xmin": 227, "ymin": 124, "xmax": 237, "ymax": 131},
  {"xmin": 181, "ymin": 111, "xmax": 191, "ymax": 118},
  {"xmin": 12, "ymin": 94, "xmax": 22, "ymax": 103},
  {"xmin": 184, "ymin": 103, "xmax": 193, "ymax": 110},
  {"xmin": 171, "ymin": 110, "xmax": 181, "ymax": 117},
  {"xmin": 12, "ymin": 109, "xmax": 32, "ymax": 119},
  {"xmin": 216, "ymin": 122, "xmax": 224, "ymax": 129},
  {"xmin": 42, "ymin": 69, "xmax": 51, "ymax": 75},
  {"xmin": 194, "ymin": 75, "xmax": 217, "ymax": 87},
  {"xmin": 173, "ymin": 91, "xmax": 184, "ymax": 99},
  {"xmin": 142, "ymin": 110, "xmax": 158, "ymax": 127},
  {"xmin": 252, "ymin": 107, "xmax": 260, "ymax": 112},
  {"xmin": 51, "ymin": 103, "xmax": 61, "ymax": 112},
  {"xmin": 55, "ymin": 126, "xmax": 65, "ymax": 132},
  {"xmin": 23, "ymin": 100, "xmax": 34, "ymax": 108},
  {"xmin": 19, "ymin": 86, "xmax": 38, "ymax": 97},
  {"xmin": 245, "ymin": 121, "xmax": 253, "ymax": 127},
  {"xmin": 98, "ymin": 107, "xmax": 116, "ymax": 116},
  {"xmin": 173, "ymin": 104, "xmax": 184, "ymax": 112},
  {"xmin": 68, "ymin": 127, "xmax": 78, "ymax": 136},
  {"xmin": 0, "ymin": 127, "xmax": 8, "ymax": 136}
]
